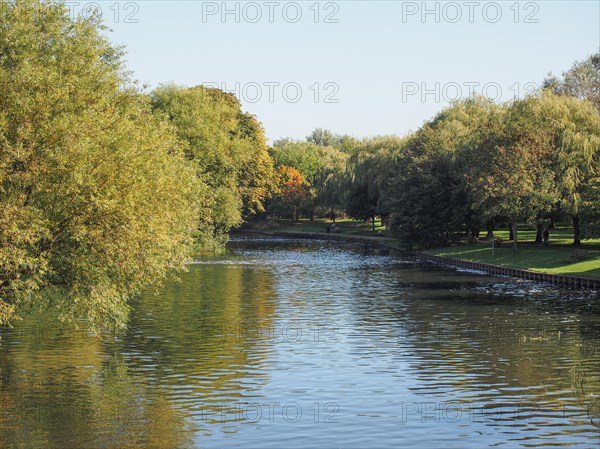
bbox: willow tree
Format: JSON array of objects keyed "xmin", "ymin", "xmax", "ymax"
[
  {"xmin": 151, "ymin": 85, "xmax": 275, "ymax": 250},
  {"xmin": 0, "ymin": 0, "xmax": 203, "ymax": 326},
  {"xmin": 530, "ymin": 92, "xmax": 600, "ymax": 244},
  {"xmin": 343, "ymin": 136, "xmax": 403, "ymax": 230},
  {"xmin": 388, "ymin": 97, "xmax": 503, "ymax": 246},
  {"xmin": 313, "ymin": 145, "xmax": 348, "ymax": 218},
  {"xmin": 468, "ymin": 92, "xmax": 600, "ymax": 247}
]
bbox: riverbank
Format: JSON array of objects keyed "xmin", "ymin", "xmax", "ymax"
[
  {"xmin": 426, "ymin": 245, "xmax": 600, "ymax": 281},
  {"xmin": 243, "ymin": 219, "xmax": 600, "ymax": 289},
  {"xmin": 240, "ymin": 217, "xmax": 400, "ymax": 249},
  {"xmin": 418, "ymin": 252, "xmax": 600, "ymax": 289}
]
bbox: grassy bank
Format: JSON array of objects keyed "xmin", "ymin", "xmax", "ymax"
[
  {"xmin": 491, "ymin": 224, "xmax": 600, "ymax": 246},
  {"xmin": 250, "ymin": 219, "xmax": 600, "ymax": 281},
  {"xmin": 425, "ymin": 244, "xmax": 600, "ymax": 280}
]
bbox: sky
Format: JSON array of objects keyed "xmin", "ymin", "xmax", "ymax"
[{"xmin": 80, "ymin": 0, "xmax": 600, "ymax": 142}]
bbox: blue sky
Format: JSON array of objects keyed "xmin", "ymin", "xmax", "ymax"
[{"xmin": 89, "ymin": 1, "xmax": 599, "ymax": 141}]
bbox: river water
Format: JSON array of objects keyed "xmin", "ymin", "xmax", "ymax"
[{"xmin": 1, "ymin": 237, "xmax": 599, "ymax": 448}]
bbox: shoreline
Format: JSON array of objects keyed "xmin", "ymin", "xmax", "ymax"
[{"xmin": 238, "ymin": 230, "xmax": 600, "ymax": 290}]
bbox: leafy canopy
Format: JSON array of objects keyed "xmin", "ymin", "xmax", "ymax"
[{"xmin": 0, "ymin": 0, "xmax": 202, "ymax": 326}]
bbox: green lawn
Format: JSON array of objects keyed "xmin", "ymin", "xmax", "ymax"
[
  {"xmin": 492, "ymin": 224, "xmax": 600, "ymax": 246},
  {"xmin": 427, "ymin": 244, "xmax": 600, "ymax": 280}
]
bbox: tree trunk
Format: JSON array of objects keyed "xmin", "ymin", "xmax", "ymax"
[
  {"xmin": 372, "ymin": 214, "xmax": 376, "ymax": 231},
  {"xmin": 511, "ymin": 222, "xmax": 518, "ymax": 251},
  {"xmin": 549, "ymin": 216, "xmax": 556, "ymax": 229},
  {"xmin": 292, "ymin": 206, "xmax": 297, "ymax": 223},
  {"xmin": 486, "ymin": 220, "xmax": 495, "ymax": 239},
  {"xmin": 535, "ymin": 223, "xmax": 543, "ymax": 244},
  {"xmin": 509, "ymin": 226, "xmax": 514, "ymax": 241},
  {"xmin": 572, "ymin": 215, "xmax": 581, "ymax": 245}
]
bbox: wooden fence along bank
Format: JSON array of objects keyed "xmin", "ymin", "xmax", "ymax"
[{"xmin": 415, "ymin": 253, "xmax": 599, "ymax": 290}]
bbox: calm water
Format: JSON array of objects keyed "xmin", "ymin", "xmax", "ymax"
[{"xmin": 1, "ymin": 237, "xmax": 599, "ymax": 449}]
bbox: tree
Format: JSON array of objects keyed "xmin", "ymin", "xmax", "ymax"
[
  {"xmin": 544, "ymin": 53, "xmax": 600, "ymax": 112},
  {"xmin": 270, "ymin": 166, "xmax": 313, "ymax": 221},
  {"xmin": 151, "ymin": 84, "xmax": 275, "ymax": 250},
  {"xmin": 543, "ymin": 55, "xmax": 600, "ymax": 243},
  {"xmin": 468, "ymin": 96, "xmax": 560, "ymax": 249},
  {"xmin": 539, "ymin": 92, "xmax": 600, "ymax": 244},
  {"xmin": 345, "ymin": 185, "xmax": 378, "ymax": 228},
  {"xmin": 580, "ymin": 176, "xmax": 600, "ymax": 238},
  {"xmin": 388, "ymin": 98, "xmax": 503, "ymax": 246},
  {"xmin": 312, "ymin": 145, "xmax": 348, "ymax": 218},
  {"xmin": 271, "ymin": 141, "xmax": 323, "ymax": 183},
  {"xmin": 236, "ymin": 112, "xmax": 277, "ymax": 218},
  {"xmin": 306, "ymin": 128, "xmax": 342, "ymax": 147},
  {"xmin": 0, "ymin": 0, "xmax": 203, "ymax": 326},
  {"xmin": 343, "ymin": 136, "xmax": 404, "ymax": 231},
  {"xmin": 270, "ymin": 139, "xmax": 347, "ymax": 218}
]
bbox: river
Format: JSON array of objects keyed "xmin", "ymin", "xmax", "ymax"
[{"xmin": 1, "ymin": 236, "xmax": 599, "ymax": 448}]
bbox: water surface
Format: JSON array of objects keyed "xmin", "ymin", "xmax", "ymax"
[{"xmin": 1, "ymin": 237, "xmax": 599, "ymax": 448}]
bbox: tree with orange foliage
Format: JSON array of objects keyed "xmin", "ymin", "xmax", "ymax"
[{"xmin": 273, "ymin": 166, "xmax": 314, "ymax": 222}]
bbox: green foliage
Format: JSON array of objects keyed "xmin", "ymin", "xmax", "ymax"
[
  {"xmin": 345, "ymin": 135, "xmax": 405, "ymax": 215},
  {"xmin": 470, "ymin": 92, "xmax": 599, "ymax": 243},
  {"xmin": 374, "ymin": 92, "xmax": 598, "ymax": 248},
  {"xmin": 345, "ymin": 185, "xmax": 377, "ymax": 223},
  {"xmin": 270, "ymin": 136, "xmax": 348, "ymax": 217},
  {"xmin": 0, "ymin": 0, "xmax": 202, "ymax": 326},
  {"xmin": 580, "ymin": 177, "xmax": 600, "ymax": 238},
  {"xmin": 271, "ymin": 141, "xmax": 324, "ymax": 183},
  {"xmin": 151, "ymin": 84, "xmax": 275, "ymax": 250},
  {"xmin": 268, "ymin": 165, "xmax": 314, "ymax": 221},
  {"xmin": 544, "ymin": 52, "xmax": 600, "ymax": 112},
  {"xmin": 388, "ymin": 97, "xmax": 501, "ymax": 246},
  {"xmin": 468, "ymin": 96, "xmax": 557, "ymax": 227}
]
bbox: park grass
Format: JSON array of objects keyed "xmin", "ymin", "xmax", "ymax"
[
  {"xmin": 492, "ymin": 224, "xmax": 600, "ymax": 246},
  {"xmin": 426, "ymin": 244, "xmax": 600, "ymax": 280}
]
